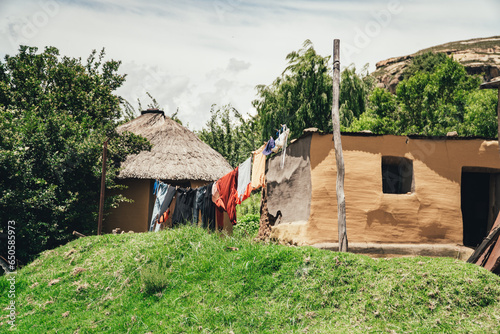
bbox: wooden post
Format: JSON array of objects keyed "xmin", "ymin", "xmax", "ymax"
[
  {"xmin": 497, "ymin": 89, "xmax": 500, "ymax": 145},
  {"xmin": 97, "ymin": 140, "xmax": 108, "ymax": 236},
  {"xmin": 331, "ymin": 39, "xmax": 348, "ymax": 252}
]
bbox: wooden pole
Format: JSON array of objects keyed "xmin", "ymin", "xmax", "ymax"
[
  {"xmin": 497, "ymin": 89, "xmax": 500, "ymax": 149},
  {"xmin": 97, "ymin": 140, "xmax": 108, "ymax": 236},
  {"xmin": 331, "ymin": 39, "xmax": 348, "ymax": 252}
]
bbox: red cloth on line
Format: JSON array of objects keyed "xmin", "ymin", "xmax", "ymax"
[
  {"xmin": 215, "ymin": 167, "xmax": 238, "ymax": 225},
  {"xmin": 236, "ymin": 183, "xmax": 252, "ymax": 205},
  {"xmin": 159, "ymin": 208, "xmax": 170, "ymax": 224}
]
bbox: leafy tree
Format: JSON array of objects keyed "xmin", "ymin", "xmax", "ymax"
[
  {"xmin": 197, "ymin": 104, "xmax": 260, "ymax": 168},
  {"xmin": 402, "ymin": 51, "xmax": 448, "ymax": 80},
  {"xmin": 253, "ymin": 40, "xmax": 332, "ymax": 141},
  {"xmin": 349, "ymin": 55, "xmax": 495, "ymax": 137},
  {"xmin": 252, "ymin": 40, "xmax": 375, "ymax": 139},
  {"xmin": 339, "ymin": 64, "xmax": 374, "ymax": 128},
  {"xmin": 0, "ymin": 46, "xmax": 150, "ymax": 264},
  {"xmin": 395, "ymin": 56, "xmax": 480, "ymax": 135},
  {"xmin": 348, "ymin": 87, "xmax": 398, "ymax": 133},
  {"xmin": 458, "ymin": 89, "xmax": 498, "ymax": 138}
]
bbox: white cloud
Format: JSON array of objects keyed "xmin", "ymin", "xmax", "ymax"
[
  {"xmin": 0, "ymin": 0, "xmax": 499, "ymax": 130},
  {"xmin": 227, "ymin": 58, "xmax": 251, "ymax": 72}
]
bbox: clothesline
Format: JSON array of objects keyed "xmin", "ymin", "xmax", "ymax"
[{"xmin": 149, "ymin": 124, "xmax": 290, "ymax": 233}]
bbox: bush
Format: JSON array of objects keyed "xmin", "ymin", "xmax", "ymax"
[
  {"xmin": 236, "ymin": 191, "xmax": 261, "ymax": 216},
  {"xmin": 234, "ymin": 213, "xmax": 260, "ymax": 238}
]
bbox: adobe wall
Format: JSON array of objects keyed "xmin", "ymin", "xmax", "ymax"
[{"xmin": 271, "ymin": 133, "xmax": 500, "ymax": 246}]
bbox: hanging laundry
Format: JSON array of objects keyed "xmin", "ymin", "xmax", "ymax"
[
  {"xmin": 236, "ymin": 156, "xmax": 252, "ymax": 204},
  {"xmin": 262, "ymin": 137, "xmax": 275, "ymax": 156},
  {"xmin": 272, "ymin": 125, "xmax": 290, "ymax": 153},
  {"xmin": 280, "ymin": 126, "xmax": 290, "ymax": 169},
  {"xmin": 159, "ymin": 208, "xmax": 170, "ymax": 224},
  {"xmin": 216, "ymin": 206, "xmax": 225, "ymax": 231},
  {"xmin": 202, "ymin": 183, "xmax": 216, "ymax": 231},
  {"xmin": 215, "ymin": 167, "xmax": 239, "ymax": 224},
  {"xmin": 153, "ymin": 180, "xmax": 159, "ymax": 195},
  {"xmin": 251, "ymin": 144, "xmax": 266, "ymax": 189},
  {"xmin": 171, "ymin": 188, "xmax": 196, "ymax": 226},
  {"xmin": 149, "ymin": 182, "xmax": 172, "ymax": 232},
  {"xmin": 158, "ymin": 186, "xmax": 176, "ymax": 219},
  {"xmin": 212, "ymin": 180, "xmax": 224, "ymax": 209},
  {"xmin": 192, "ymin": 185, "xmax": 207, "ymax": 226},
  {"xmin": 154, "ymin": 208, "xmax": 169, "ymax": 232}
]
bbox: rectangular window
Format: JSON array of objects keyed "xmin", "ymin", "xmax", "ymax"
[{"xmin": 382, "ymin": 156, "xmax": 413, "ymax": 194}]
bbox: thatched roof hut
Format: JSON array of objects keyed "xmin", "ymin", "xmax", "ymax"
[
  {"xmin": 105, "ymin": 109, "xmax": 232, "ymax": 233},
  {"xmin": 117, "ymin": 109, "xmax": 232, "ymax": 181}
]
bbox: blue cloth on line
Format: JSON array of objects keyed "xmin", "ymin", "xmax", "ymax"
[
  {"xmin": 149, "ymin": 182, "xmax": 170, "ymax": 231},
  {"xmin": 262, "ymin": 137, "xmax": 275, "ymax": 156}
]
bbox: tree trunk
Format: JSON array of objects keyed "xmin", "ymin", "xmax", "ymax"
[{"xmin": 331, "ymin": 39, "xmax": 348, "ymax": 252}]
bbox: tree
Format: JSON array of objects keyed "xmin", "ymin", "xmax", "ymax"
[
  {"xmin": 253, "ymin": 40, "xmax": 332, "ymax": 141},
  {"xmin": 402, "ymin": 51, "xmax": 448, "ymax": 80},
  {"xmin": 253, "ymin": 40, "xmax": 376, "ymax": 139},
  {"xmin": 395, "ymin": 56, "xmax": 480, "ymax": 135},
  {"xmin": 458, "ymin": 89, "xmax": 498, "ymax": 138},
  {"xmin": 348, "ymin": 87, "xmax": 398, "ymax": 134},
  {"xmin": 197, "ymin": 104, "xmax": 260, "ymax": 168},
  {"xmin": 339, "ymin": 64, "xmax": 374, "ymax": 128},
  {"xmin": 0, "ymin": 46, "xmax": 150, "ymax": 264},
  {"xmin": 349, "ymin": 54, "xmax": 495, "ymax": 137}
]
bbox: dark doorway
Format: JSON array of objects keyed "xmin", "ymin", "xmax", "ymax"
[{"xmin": 461, "ymin": 169, "xmax": 500, "ymax": 247}]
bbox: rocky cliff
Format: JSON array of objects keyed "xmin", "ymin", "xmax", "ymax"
[{"xmin": 372, "ymin": 36, "xmax": 500, "ymax": 93}]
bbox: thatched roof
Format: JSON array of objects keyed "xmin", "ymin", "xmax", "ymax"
[{"xmin": 116, "ymin": 110, "xmax": 232, "ymax": 181}]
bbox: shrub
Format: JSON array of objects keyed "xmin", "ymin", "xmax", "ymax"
[{"xmin": 234, "ymin": 213, "xmax": 260, "ymax": 238}]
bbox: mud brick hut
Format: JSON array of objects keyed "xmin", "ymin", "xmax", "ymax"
[
  {"xmin": 104, "ymin": 109, "xmax": 232, "ymax": 233},
  {"xmin": 266, "ymin": 129, "xmax": 500, "ymax": 257}
]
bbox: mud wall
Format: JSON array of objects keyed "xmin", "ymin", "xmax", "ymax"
[
  {"xmin": 104, "ymin": 178, "xmax": 152, "ymax": 233},
  {"xmin": 271, "ymin": 133, "xmax": 500, "ymax": 245}
]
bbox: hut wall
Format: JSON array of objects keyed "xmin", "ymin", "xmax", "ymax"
[
  {"xmin": 271, "ymin": 133, "xmax": 500, "ymax": 246},
  {"xmin": 267, "ymin": 134, "xmax": 312, "ymax": 224},
  {"xmin": 104, "ymin": 179, "xmax": 152, "ymax": 233},
  {"xmin": 190, "ymin": 180, "xmax": 211, "ymax": 189}
]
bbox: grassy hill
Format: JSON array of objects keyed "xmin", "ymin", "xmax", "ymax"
[{"xmin": 2, "ymin": 226, "xmax": 500, "ymax": 333}]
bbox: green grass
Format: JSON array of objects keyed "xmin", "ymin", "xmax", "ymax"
[
  {"xmin": 3, "ymin": 226, "xmax": 500, "ymax": 333},
  {"xmin": 419, "ymin": 36, "xmax": 500, "ymax": 54}
]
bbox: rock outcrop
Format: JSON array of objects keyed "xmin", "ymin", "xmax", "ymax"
[{"xmin": 372, "ymin": 36, "xmax": 500, "ymax": 93}]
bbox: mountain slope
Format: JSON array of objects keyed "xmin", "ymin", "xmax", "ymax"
[
  {"xmin": 373, "ymin": 36, "xmax": 500, "ymax": 93},
  {"xmin": 3, "ymin": 226, "xmax": 500, "ymax": 333}
]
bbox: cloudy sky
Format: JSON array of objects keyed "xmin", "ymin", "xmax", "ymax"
[{"xmin": 1, "ymin": 0, "xmax": 499, "ymax": 129}]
